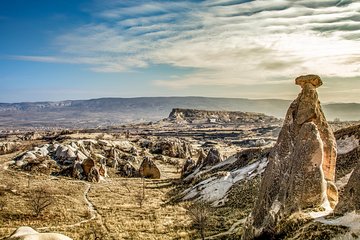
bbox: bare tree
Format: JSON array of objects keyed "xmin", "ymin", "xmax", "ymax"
[
  {"xmin": 0, "ymin": 197, "xmax": 5, "ymax": 211},
  {"xmin": 135, "ymin": 178, "xmax": 146, "ymax": 208},
  {"xmin": 186, "ymin": 201, "xmax": 213, "ymax": 240},
  {"xmin": 27, "ymin": 186, "xmax": 54, "ymax": 217},
  {"xmin": 0, "ymin": 188, "xmax": 5, "ymax": 211}
]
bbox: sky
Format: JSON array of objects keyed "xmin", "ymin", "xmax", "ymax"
[{"xmin": 0, "ymin": 0, "xmax": 359, "ymax": 103}]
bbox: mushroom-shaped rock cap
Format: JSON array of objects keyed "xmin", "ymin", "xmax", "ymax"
[{"xmin": 295, "ymin": 74, "xmax": 322, "ymax": 88}]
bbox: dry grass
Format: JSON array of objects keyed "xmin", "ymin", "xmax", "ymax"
[
  {"xmin": 0, "ymin": 169, "xmax": 88, "ymax": 238},
  {"xmin": 88, "ymin": 162, "xmax": 193, "ymax": 240},
  {"xmin": 0, "ymin": 150, "xmax": 193, "ymax": 240}
]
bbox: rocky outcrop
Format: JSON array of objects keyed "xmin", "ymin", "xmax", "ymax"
[
  {"xmin": 9, "ymin": 226, "xmax": 72, "ymax": 239},
  {"xmin": 117, "ymin": 160, "xmax": 139, "ymax": 177},
  {"xmin": 181, "ymin": 158, "xmax": 196, "ymax": 178},
  {"xmin": 23, "ymin": 132, "xmax": 43, "ymax": 141},
  {"xmin": 335, "ymin": 160, "xmax": 360, "ymax": 214},
  {"xmin": 334, "ymin": 124, "xmax": 360, "ymax": 180},
  {"xmin": 151, "ymin": 138, "xmax": 192, "ymax": 159},
  {"xmin": 88, "ymin": 166, "xmax": 101, "ymax": 182},
  {"xmin": 0, "ymin": 141, "xmax": 20, "ymax": 155},
  {"xmin": 243, "ymin": 75, "xmax": 338, "ymax": 239},
  {"xmin": 181, "ymin": 147, "xmax": 269, "ymax": 206},
  {"xmin": 82, "ymin": 158, "xmax": 95, "ymax": 176},
  {"xmin": 139, "ymin": 157, "xmax": 160, "ymax": 179},
  {"xmin": 335, "ymin": 124, "xmax": 360, "ymax": 214},
  {"xmin": 168, "ymin": 108, "xmax": 281, "ymax": 125},
  {"xmin": 197, "ymin": 147, "xmax": 223, "ymax": 169}
]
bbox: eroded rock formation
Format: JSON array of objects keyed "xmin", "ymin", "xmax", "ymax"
[
  {"xmin": 139, "ymin": 157, "xmax": 161, "ymax": 179},
  {"xmin": 243, "ymin": 75, "xmax": 338, "ymax": 239},
  {"xmin": 335, "ymin": 160, "xmax": 360, "ymax": 214},
  {"xmin": 0, "ymin": 141, "xmax": 20, "ymax": 155},
  {"xmin": 197, "ymin": 147, "xmax": 223, "ymax": 169},
  {"xmin": 335, "ymin": 124, "xmax": 360, "ymax": 214},
  {"xmin": 181, "ymin": 157, "xmax": 196, "ymax": 178},
  {"xmin": 151, "ymin": 138, "xmax": 192, "ymax": 159}
]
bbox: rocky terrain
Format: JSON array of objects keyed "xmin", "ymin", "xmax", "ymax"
[{"xmin": 0, "ymin": 75, "xmax": 359, "ymax": 239}]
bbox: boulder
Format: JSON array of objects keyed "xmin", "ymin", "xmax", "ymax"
[
  {"xmin": 197, "ymin": 147, "xmax": 222, "ymax": 169},
  {"xmin": 197, "ymin": 148, "xmax": 207, "ymax": 164},
  {"xmin": 151, "ymin": 138, "xmax": 192, "ymax": 158},
  {"xmin": 82, "ymin": 158, "xmax": 95, "ymax": 176},
  {"xmin": 21, "ymin": 152, "xmax": 37, "ymax": 161},
  {"xmin": 181, "ymin": 158, "xmax": 196, "ymax": 178},
  {"xmin": 243, "ymin": 75, "xmax": 338, "ymax": 239},
  {"xmin": 87, "ymin": 166, "xmax": 100, "ymax": 182},
  {"xmin": 55, "ymin": 145, "xmax": 69, "ymax": 159},
  {"xmin": 99, "ymin": 163, "xmax": 108, "ymax": 177},
  {"xmin": 72, "ymin": 162, "xmax": 84, "ymax": 179},
  {"xmin": 117, "ymin": 161, "xmax": 139, "ymax": 177},
  {"xmin": 139, "ymin": 157, "xmax": 160, "ymax": 179},
  {"xmin": 9, "ymin": 226, "xmax": 72, "ymax": 240},
  {"xmin": 76, "ymin": 151, "xmax": 88, "ymax": 161},
  {"xmin": 0, "ymin": 142, "xmax": 19, "ymax": 155},
  {"xmin": 65, "ymin": 148, "xmax": 76, "ymax": 159},
  {"xmin": 130, "ymin": 146, "xmax": 138, "ymax": 156}
]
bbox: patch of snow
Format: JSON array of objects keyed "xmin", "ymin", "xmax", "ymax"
[
  {"xmin": 270, "ymin": 200, "xmax": 281, "ymax": 216},
  {"xmin": 337, "ymin": 136, "xmax": 359, "ymax": 155},
  {"xmin": 309, "ymin": 208, "xmax": 333, "ymax": 219},
  {"xmin": 316, "ymin": 211, "xmax": 360, "ymax": 239},
  {"xmin": 183, "ymin": 154, "xmax": 244, "ymax": 183},
  {"xmin": 21, "ymin": 152, "xmax": 37, "ymax": 160},
  {"xmin": 182, "ymin": 158, "xmax": 268, "ymax": 204}
]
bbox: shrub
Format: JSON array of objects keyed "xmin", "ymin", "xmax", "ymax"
[
  {"xmin": 27, "ymin": 186, "xmax": 54, "ymax": 217},
  {"xmin": 185, "ymin": 201, "xmax": 213, "ymax": 240}
]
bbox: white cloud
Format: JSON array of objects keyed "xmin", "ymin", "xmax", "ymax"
[{"xmin": 11, "ymin": 0, "xmax": 360, "ymax": 88}]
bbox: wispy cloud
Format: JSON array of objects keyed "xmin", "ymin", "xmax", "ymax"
[{"xmin": 11, "ymin": 0, "xmax": 360, "ymax": 87}]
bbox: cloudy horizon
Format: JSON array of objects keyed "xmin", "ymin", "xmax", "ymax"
[{"xmin": 1, "ymin": 0, "xmax": 359, "ymax": 103}]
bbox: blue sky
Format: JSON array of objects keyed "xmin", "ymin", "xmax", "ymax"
[{"xmin": 0, "ymin": 0, "xmax": 359, "ymax": 103}]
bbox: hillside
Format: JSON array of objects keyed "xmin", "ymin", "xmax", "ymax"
[{"xmin": 0, "ymin": 97, "xmax": 359, "ymax": 129}]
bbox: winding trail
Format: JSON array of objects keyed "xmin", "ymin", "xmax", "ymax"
[
  {"xmin": 37, "ymin": 182, "xmax": 101, "ymax": 230},
  {"xmin": 1, "ymin": 158, "xmax": 105, "ymax": 231}
]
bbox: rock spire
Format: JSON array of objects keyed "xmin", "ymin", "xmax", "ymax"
[{"xmin": 243, "ymin": 75, "xmax": 337, "ymax": 239}]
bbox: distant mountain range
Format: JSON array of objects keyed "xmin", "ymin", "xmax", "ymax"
[{"xmin": 0, "ymin": 97, "xmax": 359, "ymax": 129}]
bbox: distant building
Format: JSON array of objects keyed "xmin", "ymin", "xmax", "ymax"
[{"xmin": 209, "ymin": 118, "xmax": 217, "ymax": 123}]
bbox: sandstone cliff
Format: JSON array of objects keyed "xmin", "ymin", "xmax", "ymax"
[{"xmin": 168, "ymin": 108, "xmax": 280, "ymax": 125}]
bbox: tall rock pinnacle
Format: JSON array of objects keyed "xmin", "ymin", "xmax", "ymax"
[{"xmin": 243, "ymin": 75, "xmax": 338, "ymax": 239}]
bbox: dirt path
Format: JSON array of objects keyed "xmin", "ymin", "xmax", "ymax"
[
  {"xmin": 1, "ymin": 158, "xmax": 103, "ymax": 232},
  {"xmin": 37, "ymin": 181, "xmax": 105, "ymax": 231},
  {"xmin": 1, "ymin": 156, "xmax": 190, "ymax": 239}
]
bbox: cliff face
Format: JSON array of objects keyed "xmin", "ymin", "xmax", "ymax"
[
  {"xmin": 168, "ymin": 108, "xmax": 280, "ymax": 124},
  {"xmin": 243, "ymin": 75, "xmax": 338, "ymax": 239}
]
